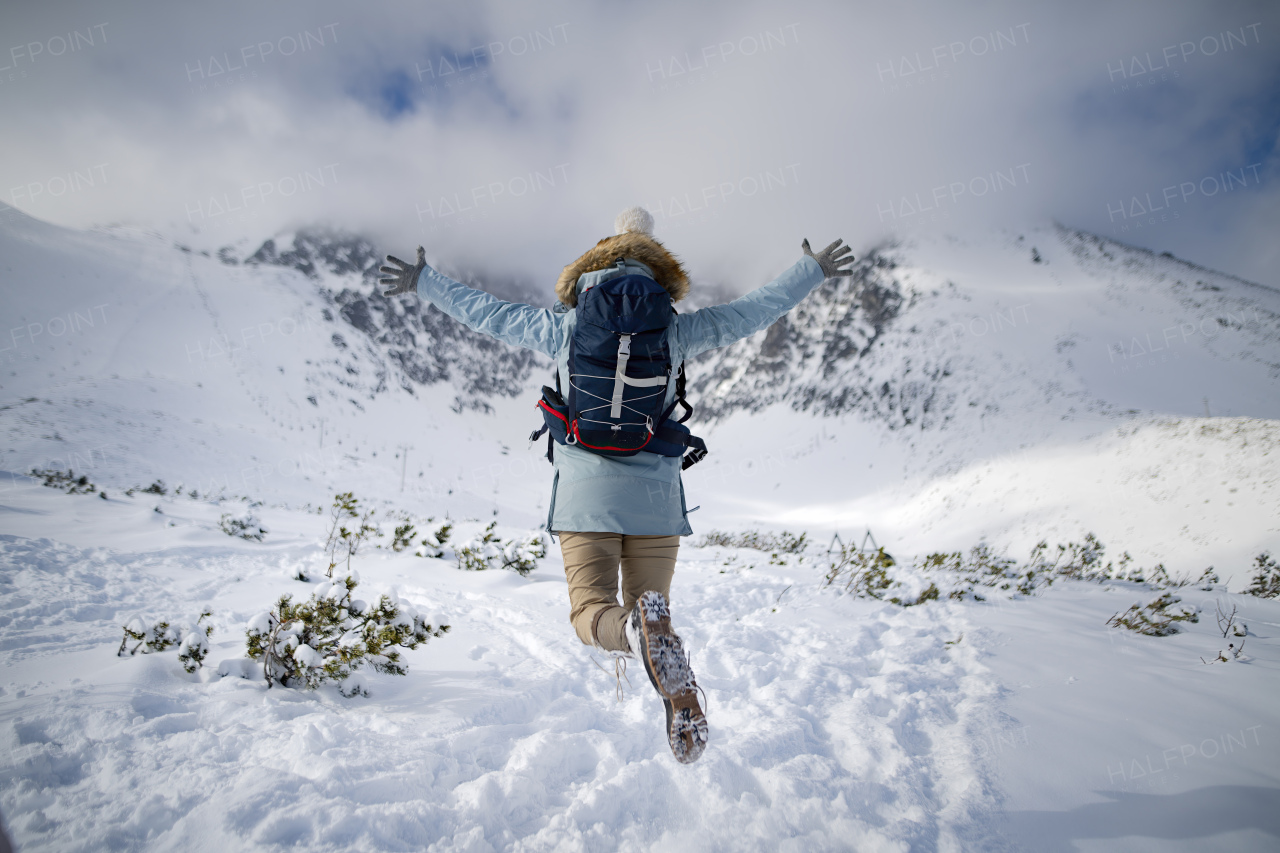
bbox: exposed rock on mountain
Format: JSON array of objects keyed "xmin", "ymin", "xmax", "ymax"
[{"xmin": 233, "ymin": 230, "xmax": 547, "ymax": 408}]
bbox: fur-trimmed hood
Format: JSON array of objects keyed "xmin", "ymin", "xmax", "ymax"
[{"xmin": 555, "ymin": 231, "xmax": 689, "ymax": 308}]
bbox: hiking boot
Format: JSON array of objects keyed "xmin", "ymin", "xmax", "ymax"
[{"xmin": 625, "ymin": 591, "xmax": 708, "ymax": 764}]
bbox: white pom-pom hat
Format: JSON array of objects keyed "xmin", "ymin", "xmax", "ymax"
[
  {"xmin": 555, "ymin": 206, "xmax": 688, "ymax": 307},
  {"xmin": 614, "ymin": 206, "xmax": 655, "ymax": 236}
]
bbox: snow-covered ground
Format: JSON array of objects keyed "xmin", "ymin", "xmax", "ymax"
[
  {"xmin": 2, "ymin": 204, "xmax": 1279, "ymax": 850},
  {"xmin": 698, "ymin": 409, "xmax": 1280, "ymax": 587},
  {"xmin": 2, "ymin": 480, "xmax": 1278, "ymax": 851}
]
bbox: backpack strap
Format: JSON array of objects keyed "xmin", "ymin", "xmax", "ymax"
[
  {"xmin": 651, "ymin": 422, "xmax": 708, "ymax": 469},
  {"xmin": 666, "ymin": 307, "xmax": 700, "ymax": 465},
  {"xmin": 657, "ymin": 306, "xmax": 694, "ymax": 425},
  {"xmin": 674, "ymin": 363, "xmax": 693, "ymax": 423},
  {"xmin": 610, "ymin": 334, "xmax": 631, "ymax": 419},
  {"xmin": 609, "ymin": 333, "xmax": 667, "ymax": 420},
  {"xmin": 529, "ymin": 374, "xmax": 565, "ymax": 463},
  {"xmin": 549, "ymin": 370, "xmax": 561, "ymax": 462}
]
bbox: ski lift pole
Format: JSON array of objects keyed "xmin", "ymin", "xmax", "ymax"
[{"xmin": 827, "ymin": 531, "xmax": 844, "ymax": 555}]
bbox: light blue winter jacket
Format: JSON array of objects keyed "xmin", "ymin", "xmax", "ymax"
[{"xmin": 416, "ymin": 253, "xmax": 826, "ymax": 535}]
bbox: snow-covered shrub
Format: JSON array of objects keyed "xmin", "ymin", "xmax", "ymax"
[
  {"xmin": 1202, "ymin": 606, "xmax": 1249, "ymax": 664},
  {"xmin": 825, "ymin": 534, "xmax": 1189, "ymax": 607},
  {"xmin": 933, "ymin": 537, "xmax": 1193, "ymax": 600},
  {"xmin": 415, "ymin": 521, "xmax": 453, "ymax": 558},
  {"xmin": 1105, "ymin": 593, "xmax": 1199, "ymax": 636},
  {"xmin": 1042, "ymin": 533, "xmax": 1109, "ymax": 579},
  {"xmin": 391, "ymin": 522, "xmax": 416, "ymax": 552},
  {"xmin": 1146, "ymin": 564, "xmax": 1217, "ymax": 589},
  {"xmin": 118, "ymin": 618, "xmax": 180, "ymax": 656},
  {"xmin": 700, "ymin": 529, "xmax": 808, "ymax": 557},
  {"xmin": 894, "ymin": 582, "xmax": 940, "ymax": 607},
  {"xmin": 321, "ymin": 492, "xmax": 379, "ymax": 577},
  {"xmin": 31, "ymin": 468, "xmax": 103, "ymax": 496},
  {"xmin": 219, "ymin": 512, "xmax": 267, "ymax": 541},
  {"xmin": 455, "ymin": 522, "xmax": 501, "ymax": 571},
  {"xmin": 1201, "ymin": 641, "xmax": 1248, "ymax": 664},
  {"xmin": 177, "ymin": 617, "xmax": 213, "ymax": 673},
  {"xmin": 916, "ymin": 544, "xmax": 1031, "ymax": 598},
  {"xmin": 825, "ymin": 546, "xmax": 951, "ymax": 606},
  {"xmin": 455, "ymin": 522, "xmax": 548, "ymax": 577},
  {"xmin": 1025, "ymin": 534, "xmax": 1145, "ymax": 583},
  {"xmin": 244, "ymin": 573, "xmax": 449, "ymax": 694},
  {"xmin": 1244, "ymin": 553, "xmax": 1279, "ymax": 599},
  {"xmin": 118, "ymin": 610, "xmax": 213, "ymax": 672},
  {"xmin": 824, "ymin": 543, "xmax": 895, "ymax": 598}
]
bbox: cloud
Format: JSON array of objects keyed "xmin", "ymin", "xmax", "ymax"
[{"xmin": 1, "ymin": 0, "xmax": 1276, "ymax": 293}]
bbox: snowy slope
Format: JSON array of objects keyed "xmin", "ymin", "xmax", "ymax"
[
  {"xmin": 0, "ymin": 204, "xmax": 552, "ymax": 528},
  {"xmin": 1, "ymin": 481, "xmax": 1278, "ymax": 851}
]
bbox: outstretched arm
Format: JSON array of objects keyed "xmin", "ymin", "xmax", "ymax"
[
  {"xmin": 673, "ymin": 238, "xmax": 854, "ymax": 359},
  {"xmin": 380, "ymin": 247, "xmax": 562, "ymax": 358}
]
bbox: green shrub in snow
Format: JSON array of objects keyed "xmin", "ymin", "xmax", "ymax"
[
  {"xmin": 820, "ymin": 532, "xmax": 1219, "ymax": 610},
  {"xmin": 825, "ymin": 542, "xmax": 947, "ymax": 606},
  {"xmin": 824, "ymin": 542, "xmax": 895, "ymax": 598},
  {"xmin": 118, "ymin": 618, "xmax": 180, "ymax": 656},
  {"xmin": 1036, "ymin": 533, "xmax": 1114, "ymax": 581},
  {"xmin": 31, "ymin": 467, "xmax": 108, "ymax": 498},
  {"xmin": 245, "ymin": 573, "xmax": 448, "ymax": 694},
  {"xmin": 415, "ymin": 521, "xmax": 453, "ymax": 558},
  {"xmin": 1244, "ymin": 553, "xmax": 1279, "ymax": 599},
  {"xmin": 1146, "ymin": 564, "xmax": 1220, "ymax": 590},
  {"xmin": 917, "ymin": 543, "xmax": 1033, "ymax": 598},
  {"xmin": 455, "ymin": 521, "xmax": 548, "ymax": 577},
  {"xmin": 897, "ymin": 582, "xmax": 940, "ymax": 607},
  {"xmin": 321, "ymin": 492, "xmax": 379, "ymax": 577},
  {"xmin": 219, "ymin": 512, "xmax": 267, "ymax": 541},
  {"xmin": 390, "ymin": 522, "xmax": 417, "ymax": 552},
  {"xmin": 118, "ymin": 610, "xmax": 213, "ymax": 673},
  {"xmin": 1105, "ymin": 593, "xmax": 1199, "ymax": 636},
  {"xmin": 699, "ymin": 529, "xmax": 808, "ymax": 563}
]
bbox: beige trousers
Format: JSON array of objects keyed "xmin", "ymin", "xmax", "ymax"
[{"xmin": 559, "ymin": 532, "xmax": 680, "ymax": 652}]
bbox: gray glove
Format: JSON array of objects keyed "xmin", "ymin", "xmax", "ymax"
[
  {"xmin": 802, "ymin": 238, "xmax": 855, "ymax": 278},
  {"xmin": 379, "ymin": 246, "xmax": 426, "ymax": 296}
]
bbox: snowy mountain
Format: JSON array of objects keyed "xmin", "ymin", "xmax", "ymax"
[
  {"xmin": 691, "ymin": 225, "xmax": 1279, "ymax": 429},
  {"xmin": 0, "ymin": 207, "xmax": 557, "ymax": 526},
  {"xmin": 682, "ymin": 225, "xmax": 1279, "ymax": 587},
  {"xmin": 232, "ymin": 221, "xmax": 1280, "ymax": 449},
  {"xmin": 210, "ymin": 222, "xmax": 1280, "ymax": 435},
  {"xmin": 238, "ymin": 228, "xmax": 545, "ymax": 403}
]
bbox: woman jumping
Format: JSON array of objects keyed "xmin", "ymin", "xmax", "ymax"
[{"xmin": 380, "ymin": 207, "xmax": 853, "ymax": 762}]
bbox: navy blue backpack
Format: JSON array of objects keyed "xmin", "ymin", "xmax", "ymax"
[{"xmin": 531, "ymin": 258, "xmax": 708, "ymax": 469}]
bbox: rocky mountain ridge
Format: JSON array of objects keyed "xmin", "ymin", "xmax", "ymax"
[{"xmin": 216, "ymin": 223, "xmax": 1280, "ymax": 433}]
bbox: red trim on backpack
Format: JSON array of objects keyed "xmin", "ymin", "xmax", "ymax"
[
  {"xmin": 570, "ymin": 419, "xmax": 653, "ymax": 452},
  {"xmin": 537, "ymin": 399, "xmax": 569, "ymax": 427}
]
